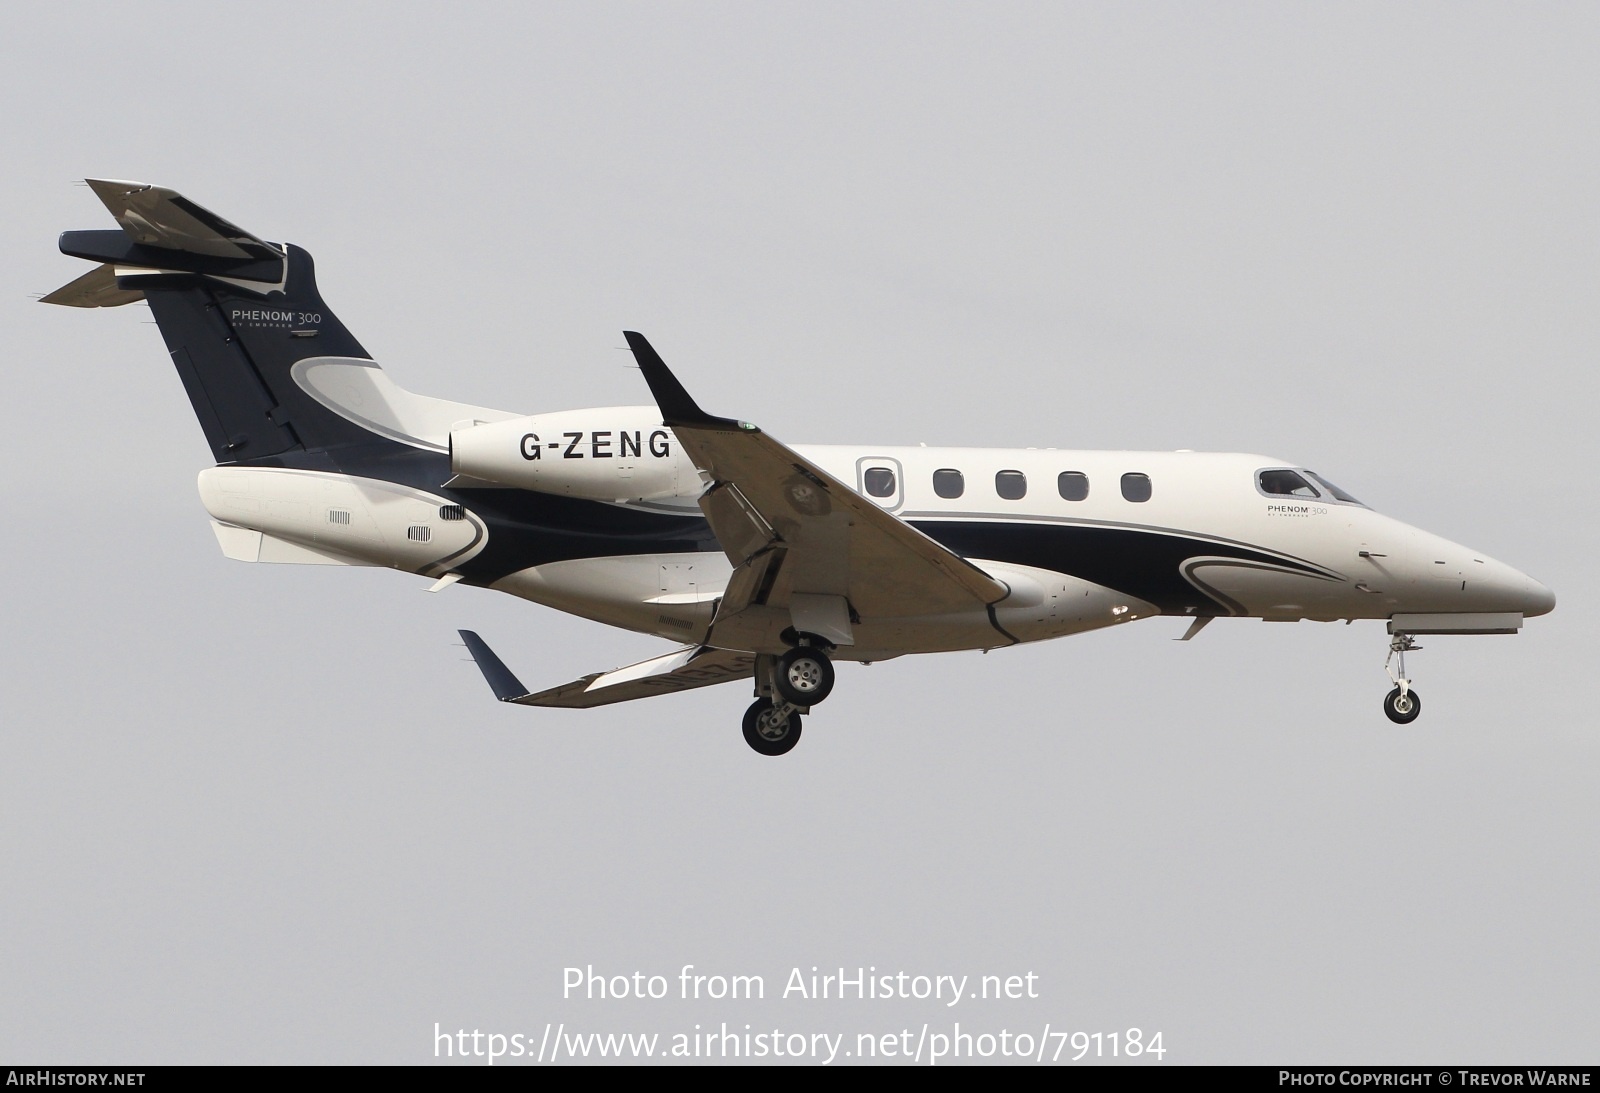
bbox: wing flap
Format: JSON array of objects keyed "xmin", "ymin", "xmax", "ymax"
[{"xmin": 699, "ymin": 480, "xmax": 779, "ymax": 564}]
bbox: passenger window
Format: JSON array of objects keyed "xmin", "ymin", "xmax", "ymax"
[
  {"xmin": 864, "ymin": 467, "xmax": 896, "ymax": 498},
  {"xmin": 1258, "ymin": 469, "xmax": 1320, "ymax": 498},
  {"xmin": 1057, "ymin": 471, "xmax": 1089, "ymax": 501},
  {"xmin": 1120, "ymin": 472, "xmax": 1152, "ymax": 502},
  {"xmin": 996, "ymin": 470, "xmax": 1027, "ymax": 500},
  {"xmin": 933, "ymin": 468, "xmax": 964, "ymax": 499}
]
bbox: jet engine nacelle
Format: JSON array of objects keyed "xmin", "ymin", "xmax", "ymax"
[{"xmin": 449, "ymin": 406, "xmax": 696, "ymax": 502}]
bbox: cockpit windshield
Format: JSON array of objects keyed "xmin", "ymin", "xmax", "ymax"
[
  {"xmin": 1304, "ymin": 471, "xmax": 1364, "ymax": 505},
  {"xmin": 1257, "ymin": 468, "xmax": 1367, "ymax": 506},
  {"xmin": 1258, "ymin": 469, "xmax": 1321, "ymax": 498}
]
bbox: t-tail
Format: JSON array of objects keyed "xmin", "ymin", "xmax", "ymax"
[{"xmin": 43, "ymin": 179, "xmax": 384, "ymax": 462}]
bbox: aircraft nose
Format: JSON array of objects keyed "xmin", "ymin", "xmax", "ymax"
[
  {"xmin": 1486, "ymin": 562, "xmax": 1555, "ymax": 617},
  {"xmin": 1520, "ymin": 575, "xmax": 1556, "ymax": 617}
]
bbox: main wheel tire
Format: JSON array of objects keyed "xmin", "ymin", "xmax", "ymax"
[
  {"xmin": 775, "ymin": 647, "xmax": 835, "ymax": 706},
  {"xmin": 1383, "ymin": 686, "xmax": 1422, "ymax": 725},
  {"xmin": 742, "ymin": 699, "xmax": 803, "ymax": 756}
]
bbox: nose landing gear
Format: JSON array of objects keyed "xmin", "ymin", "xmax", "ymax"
[
  {"xmin": 1383, "ymin": 634, "xmax": 1423, "ymax": 724},
  {"xmin": 1384, "ymin": 687, "xmax": 1421, "ymax": 724}
]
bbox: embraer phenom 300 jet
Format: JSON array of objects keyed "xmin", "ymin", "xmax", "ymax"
[{"xmin": 46, "ymin": 180, "xmax": 1555, "ymax": 755}]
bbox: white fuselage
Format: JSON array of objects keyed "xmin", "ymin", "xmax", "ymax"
[{"xmin": 198, "ymin": 407, "xmax": 1555, "ymax": 662}]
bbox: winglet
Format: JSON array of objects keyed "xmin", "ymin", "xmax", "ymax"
[
  {"xmin": 623, "ymin": 331, "xmax": 749, "ymax": 431},
  {"xmin": 458, "ymin": 630, "xmax": 532, "ymax": 702}
]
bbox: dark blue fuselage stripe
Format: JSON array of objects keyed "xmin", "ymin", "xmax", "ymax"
[{"xmin": 253, "ymin": 445, "xmax": 1327, "ymax": 614}]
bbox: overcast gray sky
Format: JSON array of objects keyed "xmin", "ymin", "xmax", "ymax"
[{"xmin": 2, "ymin": 2, "xmax": 1595, "ymax": 1065}]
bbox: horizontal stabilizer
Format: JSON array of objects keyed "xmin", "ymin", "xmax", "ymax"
[
  {"xmin": 39, "ymin": 262, "xmax": 143, "ymax": 308},
  {"xmin": 45, "ymin": 178, "xmax": 286, "ymax": 312},
  {"xmin": 85, "ymin": 178, "xmax": 283, "ymax": 266},
  {"xmin": 459, "ymin": 630, "xmax": 755, "ymax": 709}
]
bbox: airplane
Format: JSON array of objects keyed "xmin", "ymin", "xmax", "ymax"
[{"xmin": 44, "ymin": 179, "xmax": 1556, "ymax": 755}]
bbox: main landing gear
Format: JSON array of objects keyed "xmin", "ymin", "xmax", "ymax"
[
  {"xmin": 742, "ymin": 639, "xmax": 835, "ymax": 756},
  {"xmin": 1383, "ymin": 634, "xmax": 1423, "ymax": 724},
  {"xmin": 743, "ymin": 699, "xmax": 803, "ymax": 756},
  {"xmin": 775, "ymin": 645, "xmax": 835, "ymax": 706}
]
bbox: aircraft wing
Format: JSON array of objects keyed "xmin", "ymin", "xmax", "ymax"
[
  {"xmin": 459, "ymin": 630, "xmax": 754, "ymax": 709},
  {"xmin": 624, "ymin": 332, "xmax": 1008, "ymax": 626}
]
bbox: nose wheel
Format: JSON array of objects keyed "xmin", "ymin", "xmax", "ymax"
[
  {"xmin": 1383, "ymin": 686, "xmax": 1421, "ymax": 724},
  {"xmin": 1383, "ymin": 634, "xmax": 1423, "ymax": 724}
]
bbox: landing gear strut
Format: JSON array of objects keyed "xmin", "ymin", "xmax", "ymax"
[
  {"xmin": 1383, "ymin": 634, "xmax": 1423, "ymax": 724},
  {"xmin": 741, "ymin": 640, "xmax": 836, "ymax": 755}
]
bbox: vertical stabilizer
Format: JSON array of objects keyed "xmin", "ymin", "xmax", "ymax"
[{"xmin": 46, "ymin": 180, "xmax": 391, "ymax": 462}]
